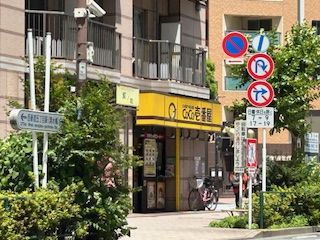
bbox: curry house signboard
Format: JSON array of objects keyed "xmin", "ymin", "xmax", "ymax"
[{"xmin": 136, "ymin": 93, "xmax": 221, "ymax": 132}]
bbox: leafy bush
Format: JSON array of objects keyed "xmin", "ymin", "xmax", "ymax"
[
  {"xmin": 269, "ymin": 215, "xmax": 308, "ymax": 229},
  {"xmin": 209, "ymin": 215, "xmax": 247, "ymax": 228},
  {"xmin": 0, "ymin": 132, "xmax": 34, "ymax": 191},
  {"xmin": 0, "ymin": 183, "xmax": 84, "ymax": 239}
]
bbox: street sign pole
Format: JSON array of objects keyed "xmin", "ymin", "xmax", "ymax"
[
  {"xmin": 248, "ymin": 176, "xmax": 253, "ymax": 229},
  {"xmin": 262, "ymin": 128, "xmax": 267, "ymax": 191},
  {"xmin": 42, "ymin": 32, "xmax": 51, "ymax": 188},
  {"xmin": 27, "ymin": 29, "xmax": 39, "ymax": 189}
]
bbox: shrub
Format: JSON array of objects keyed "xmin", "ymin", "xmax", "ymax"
[
  {"xmin": 269, "ymin": 215, "xmax": 308, "ymax": 229},
  {"xmin": 0, "ymin": 183, "xmax": 84, "ymax": 239},
  {"xmin": 209, "ymin": 215, "xmax": 247, "ymax": 228}
]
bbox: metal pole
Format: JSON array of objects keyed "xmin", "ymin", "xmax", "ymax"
[
  {"xmin": 76, "ymin": 0, "xmax": 88, "ymax": 92},
  {"xmin": 239, "ymin": 173, "xmax": 243, "ymax": 208},
  {"xmin": 42, "ymin": 32, "xmax": 51, "ymax": 188},
  {"xmin": 27, "ymin": 29, "xmax": 39, "ymax": 189},
  {"xmin": 262, "ymin": 128, "xmax": 267, "ymax": 191},
  {"xmin": 259, "ymin": 191, "xmax": 264, "ymax": 228},
  {"xmin": 298, "ymin": 0, "xmax": 304, "ymax": 24},
  {"xmin": 248, "ymin": 176, "xmax": 253, "ymax": 229},
  {"xmin": 175, "ymin": 128, "xmax": 180, "ymax": 211}
]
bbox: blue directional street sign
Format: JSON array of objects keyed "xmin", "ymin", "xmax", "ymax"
[
  {"xmin": 252, "ymin": 34, "xmax": 270, "ymax": 53},
  {"xmin": 247, "ymin": 81, "xmax": 274, "ymax": 107},
  {"xmin": 222, "ymin": 32, "xmax": 248, "ymax": 58}
]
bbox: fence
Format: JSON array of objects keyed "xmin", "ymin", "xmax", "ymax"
[
  {"xmin": 133, "ymin": 38, "xmax": 206, "ymax": 86},
  {"xmin": 25, "ymin": 10, "xmax": 121, "ymax": 70}
]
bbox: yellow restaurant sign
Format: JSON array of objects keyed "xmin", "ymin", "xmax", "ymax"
[
  {"xmin": 136, "ymin": 93, "xmax": 222, "ymax": 131},
  {"xmin": 116, "ymin": 85, "xmax": 139, "ymax": 107}
]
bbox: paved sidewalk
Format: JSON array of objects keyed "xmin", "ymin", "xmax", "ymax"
[{"xmin": 121, "ymin": 197, "xmax": 260, "ymax": 240}]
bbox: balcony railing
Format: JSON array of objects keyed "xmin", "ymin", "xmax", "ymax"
[
  {"xmin": 133, "ymin": 38, "xmax": 206, "ymax": 87},
  {"xmin": 25, "ymin": 10, "xmax": 121, "ymax": 70},
  {"xmin": 225, "ymin": 30, "xmax": 281, "ymax": 45}
]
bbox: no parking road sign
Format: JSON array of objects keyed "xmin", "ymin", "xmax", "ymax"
[
  {"xmin": 247, "ymin": 81, "xmax": 274, "ymax": 107},
  {"xmin": 247, "ymin": 53, "xmax": 274, "ymax": 80},
  {"xmin": 222, "ymin": 32, "xmax": 248, "ymax": 58}
]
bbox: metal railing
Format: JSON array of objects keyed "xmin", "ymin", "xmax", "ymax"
[
  {"xmin": 133, "ymin": 38, "xmax": 206, "ymax": 86},
  {"xmin": 25, "ymin": 10, "xmax": 121, "ymax": 70}
]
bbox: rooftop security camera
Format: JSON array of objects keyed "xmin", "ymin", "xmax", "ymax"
[{"xmin": 86, "ymin": 0, "xmax": 106, "ymax": 17}]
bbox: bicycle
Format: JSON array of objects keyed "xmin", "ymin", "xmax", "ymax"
[{"xmin": 188, "ymin": 176, "xmax": 219, "ymax": 211}]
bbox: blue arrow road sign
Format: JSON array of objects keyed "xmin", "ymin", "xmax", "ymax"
[
  {"xmin": 253, "ymin": 87, "xmax": 268, "ymax": 101},
  {"xmin": 252, "ymin": 34, "xmax": 270, "ymax": 53}
]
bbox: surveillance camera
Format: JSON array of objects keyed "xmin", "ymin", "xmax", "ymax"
[{"xmin": 86, "ymin": 0, "xmax": 106, "ymax": 17}]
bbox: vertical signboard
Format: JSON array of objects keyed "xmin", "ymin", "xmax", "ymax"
[
  {"xmin": 304, "ymin": 132, "xmax": 319, "ymax": 161},
  {"xmin": 234, "ymin": 120, "xmax": 247, "ymax": 173}
]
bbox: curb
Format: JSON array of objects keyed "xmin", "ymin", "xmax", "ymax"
[{"xmin": 251, "ymin": 225, "xmax": 320, "ymax": 239}]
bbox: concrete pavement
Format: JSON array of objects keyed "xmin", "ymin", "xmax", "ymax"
[{"xmin": 122, "ymin": 197, "xmax": 261, "ymax": 240}]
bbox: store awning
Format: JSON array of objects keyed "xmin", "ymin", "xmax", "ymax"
[{"xmin": 136, "ymin": 93, "xmax": 222, "ymax": 132}]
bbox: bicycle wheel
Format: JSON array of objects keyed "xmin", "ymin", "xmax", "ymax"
[
  {"xmin": 188, "ymin": 189, "xmax": 203, "ymax": 211},
  {"xmin": 205, "ymin": 188, "xmax": 218, "ymax": 211}
]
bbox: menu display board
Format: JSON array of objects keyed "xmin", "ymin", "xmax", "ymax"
[{"xmin": 143, "ymin": 139, "xmax": 158, "ymax": 177}]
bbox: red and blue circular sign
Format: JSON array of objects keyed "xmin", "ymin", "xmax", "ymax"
[
  {"xmin": 247, "ymin": 53, "xmax": 274, "ymax": 80},
  {"xmin": 222, "ymin": 32, "xmax": 249, "ymax": 58},
  {"xmin": 247, "ymin": 81, "xmax": 274, "ymax": 107}
]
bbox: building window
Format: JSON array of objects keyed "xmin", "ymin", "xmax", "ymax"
[
  {"xmin": 248, "ymin": 19, "xmax": 272, "ymax": 31},
  {"xmin": 312, "ymin": 21, "xmax": 320, "ymax": 35},
  {"xmin": 224, "ymin": 76, "xmax": 251, "ymax": 91},
  {"xmin": 134, "ymin": 8, "xmax": 146, "ymax": 38}
]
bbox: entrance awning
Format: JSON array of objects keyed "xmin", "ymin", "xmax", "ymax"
[{"xmin": 136, "ymin": 93, "xmax": 222, "ymax": 131}]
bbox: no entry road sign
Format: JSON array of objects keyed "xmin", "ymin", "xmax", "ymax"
[
  {"xmin": 222, "ymin": 32, "xmax": 248, "ymax": 58},
  {"xmin": 247, "ymin": 81, "xmax": 274, "ymax": 107},
  {"xmin": 252, "ymin": 34, "xmax": 270, "ymax": 53},
  {"xmin": 247, "ymin": 53, "xmax": 274, "ymax": 80}
]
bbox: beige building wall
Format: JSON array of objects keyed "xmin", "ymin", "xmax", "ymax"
[
  {"xmin": 0, "ymin": 1, "xmax": 25, "ymax": 137},
  {"xmin": 209, "ymin": 0, "xmax": 320, "ymax": 156}
]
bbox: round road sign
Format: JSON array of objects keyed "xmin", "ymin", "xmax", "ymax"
[
  {"xmin": 247, "ymin": 53, "xmax": 274, "ymax": 80},
  {"xmin": 247, "ymin": 81, "xmax": 274, "ymax": 107},
  {"xmin": 222, "ymin": 32, "xmax": 248, "ymax": 58},
  {"xmin": 252, "ymin": 34, "xmax": 270, "ymax": 53}
]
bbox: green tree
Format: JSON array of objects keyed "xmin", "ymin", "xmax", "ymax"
[
  {"xmin": 229, "ymin": 23, "xmax": 320, "ymax": 153},
  {"xmin": 3, "ymin": 59, "xmax": 140, "ymax": 238},
  {"xmin": 206, "ymin": 59, "xmax": 218, "ymax": 100}
]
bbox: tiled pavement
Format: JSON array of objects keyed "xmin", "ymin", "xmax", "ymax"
[{"xmin": 121, "ymin": 197, "xmax": 260, "ymax": 240}]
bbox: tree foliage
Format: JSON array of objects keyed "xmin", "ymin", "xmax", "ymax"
[
  {"xmin": 206, "ymin": 59, "xmax": 217, "ymax": 100},
  {"xmin": 2, "ymin": 58, "xmax": 140, "ymax": 238}
]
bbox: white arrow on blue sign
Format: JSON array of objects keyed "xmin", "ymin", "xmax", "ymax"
[{"xmin": 252, "ymin": 34, "xmax": 270, "ymax": 53}]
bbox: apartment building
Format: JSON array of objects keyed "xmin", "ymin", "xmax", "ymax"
[
  {"xmin": 0, "ymin": 0, "xmax": 222, "ymax": 212},
  {"xmin": 208, "ymin": 0, "xmax": 320, "ymax": 169}
]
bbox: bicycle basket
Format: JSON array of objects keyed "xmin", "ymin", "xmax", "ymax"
[{"xmin": 189, "ymin": 178, "xmax": 204, "ymax": 189}]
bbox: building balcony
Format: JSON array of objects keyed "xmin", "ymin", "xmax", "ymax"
[
  {"xmin": 225, "ymin": 30, "xmax": 281, "ymax": 46},
  {"xmin": 133, "ymin": 38, "xmax": 206, "ymax": 87},
  {"xmin": 25, "ymin": 10, "xmax": 121, "ymax": 70}
]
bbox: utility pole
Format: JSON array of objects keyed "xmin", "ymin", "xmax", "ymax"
[{"xmin": 76, "ymin": 0, "xmax": 88, "ymax": 92}]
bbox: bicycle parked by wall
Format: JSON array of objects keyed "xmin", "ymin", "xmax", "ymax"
[{"xmin": 188, "ymin": 176, "xmax": 219, "ymax": 211}]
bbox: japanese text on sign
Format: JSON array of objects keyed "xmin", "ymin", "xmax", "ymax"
[
  {"xmin": 234, "ymin": 120, "xmax": 247, "ymax": 173},
  {"xmin": 182, "ymin": 104, "xmax": 212, "ymax": 123},
  {"xmin": 246, "ymin": 107, "xmax": 274, "ymax": 128}
]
